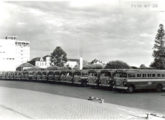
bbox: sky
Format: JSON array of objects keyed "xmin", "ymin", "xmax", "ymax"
[{"xmin": 0, "ymin": 0, "xmax": 165, "ymax": 67}]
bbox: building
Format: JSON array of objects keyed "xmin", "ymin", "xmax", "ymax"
[
  {"xmin": 64, "ymin": 58, "xmax": 80, "ymax": 69},
  {"xmin": 35, "ymin": 56, "xmax": 51, "ymax": 68},
  {"xmin": 90, "ymin": 59, "xmax": 105, "ymax": 65},
  {"xmin": 0, "ymin": 36, "xmax": 30, "ymax": 71}
]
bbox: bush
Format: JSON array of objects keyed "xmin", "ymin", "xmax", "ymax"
[
  {"xmin": 83, "ymin": 64, "xmax": 103, "ymax": 69},
  {"xmin": 139, "ymin": 64, "xmax": 147, "ymax": 69},
  {"xmin": 105, "ymin": 60, "xmax": 130, "ymax": 69}
]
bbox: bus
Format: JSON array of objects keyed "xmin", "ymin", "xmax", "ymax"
[
  {"xmin": 99, "ymin": 69, "xmax": 115, "ymax": 88},
  {"xmin": 113, "ymin": 69, "xmax": 165, "ymax": 93},
  {"xmin": 60, "ymin": 70, "xmax": 73, "ymax": 84},
  {"xmin": 47, "ymin": 71, "xmax": 55, "ymax": 82},
  {"xmin": 73, "ymin": 70, "xmax": 88, "ymax": 86},
  {"xmin": 87, "ymin": 70, "xmax": 99, "ymax": 86}
]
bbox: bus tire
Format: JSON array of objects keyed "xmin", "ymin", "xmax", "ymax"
[
  {"xmin": 127, "ymin": 85, "xmax": 134, "ymax": 93},
  {"xmin": 156, "ymin": 84, "xmax": 163, "ymax": 92}
]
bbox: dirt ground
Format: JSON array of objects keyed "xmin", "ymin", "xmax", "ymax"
[{"xmin": 0, "ymin": 86, "xmax": 150, "ymax": 120}]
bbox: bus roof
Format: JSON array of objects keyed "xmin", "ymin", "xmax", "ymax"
[{"xmin": 115, "ymin": 69, "xmax": 165, "ymax": 74}]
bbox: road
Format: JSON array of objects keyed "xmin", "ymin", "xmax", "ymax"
[{"xmin": 0, "ymin": 80, "xmax": 165, "ymax": 114}]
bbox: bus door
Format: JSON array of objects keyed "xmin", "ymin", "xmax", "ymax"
[
  {"xmin": 65, "ymin": 71, "xmax": 73, "ymax": 83},
  {"xmin": 87, "ymin": 70, "xmax": 98, "ymax": 86},
  {"xmin": 54, "ymin": 71, "xmax": 60, "ymax": 82},
  {"xmin": 73, "ymin": 71, "xmax": 81, "ymax": 84},
  {"xmin": 99, "ymin": 70, "xmax": 111, "ymax": 87},
  {"xmin": 36, "ymin": 71, "xmax": 42, "ymax": 81},
  {"xmin": 47, "ymin": 71, "xmax": 54, "ymax": 81},
  {"xmin": 41, "ymin": 71, "xmax": 47, "ymax": 81}
]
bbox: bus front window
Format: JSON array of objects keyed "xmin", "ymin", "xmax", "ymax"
[{"xmin": 114, "ymin": 72, "xmax": 127, "ymax": 78}]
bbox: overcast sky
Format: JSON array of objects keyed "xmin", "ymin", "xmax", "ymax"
[{"xmin": 0, "ymin": 0, "xmax": 165, "ymax": 67}]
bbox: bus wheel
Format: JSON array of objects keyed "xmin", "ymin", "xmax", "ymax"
[
  {"xmin": 156, "ymin": 84, "xmax": 163, "ymax": 92},
  {"xmin": 127, "ymin": 86, "xmax": 134, "ymax": 93}
]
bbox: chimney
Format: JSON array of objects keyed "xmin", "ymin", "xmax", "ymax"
[{"xmin": 80, "ymin": 57, "xmax": 83, "ymax": 70}]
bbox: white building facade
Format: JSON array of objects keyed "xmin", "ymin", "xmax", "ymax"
[
  {"xmin": 35, "ymin": 56, "xmax": 51, "ymax": 68},
  {"xmin": 65, "ymin": 58, "xmax": 80, "ymax": 69},
  {"xmin": 0, "ymin": 37, "xmax": 30, "ymax": 71}
]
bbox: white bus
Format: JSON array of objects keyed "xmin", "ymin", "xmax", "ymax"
[{"xmin": 113, "ymin": 69, "xmax": 165, "ymax": 93}]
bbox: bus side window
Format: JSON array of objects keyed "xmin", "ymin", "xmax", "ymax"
[
  {"xmin": 152, "ymin": 74, "xmax": 155, "ymax": 77},
  {"xmin": 142, "ymin": 74, "xmax": 146, "ymax": 77},
  {"xmin": 137, "ymin": 74, "xmax": 141, "ymax": 77},
  {"xmin": 157, "ymin": 74, "xmax": 160, "ymax": 77},
  {"xmin": 128, "ymin": 73, "xmax": 135, "ymax": 78},
  {"xmin": 163, "ymin": 74, "xmax": 165, "ymax": 77},
  {"xmin": 148, "ymin": 74, "xmax": 152, "ymax": 78}
]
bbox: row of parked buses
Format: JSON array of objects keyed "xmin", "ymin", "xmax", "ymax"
[
  {"xmin": 0, "ymin": 69, "xmax": 165, "ymax": 93},
  {"xmin": 0, "ymin": 69, "xmax": 116, "ymax": 88}
]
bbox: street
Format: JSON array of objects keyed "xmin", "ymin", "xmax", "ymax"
[{"xmin": 0, "ymin": 80, "xmax": 165, "ymax": 115}]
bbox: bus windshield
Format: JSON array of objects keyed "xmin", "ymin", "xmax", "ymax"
[{"xmin": 114, "ymin": 72, "xmax": 127, "ymax": 78}]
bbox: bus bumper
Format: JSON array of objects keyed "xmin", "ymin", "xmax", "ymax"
[
  {"xmin": 87, "ymin": 83, "xmax": 97, "ymax": 86},
  {"xmin": 99, "ymin": 84, "xmax": 110, "ymax": 87},
  {"xmin": 113, "ymin": 86, "xmax": 128, "ymax": 90}
]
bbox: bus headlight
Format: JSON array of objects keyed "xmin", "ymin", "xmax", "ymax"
[{"xmin": 123, "ymin": 81, "xmax": 127, "ymax": 86}]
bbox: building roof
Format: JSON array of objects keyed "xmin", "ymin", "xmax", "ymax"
[
  {"xmin": 30, "ymin": 55, "xmax": 51, "ymax": 62},
  {"xmin": 67, "ymin": 59, "xmax": 79, "ymax": 63},
  {"xmin": 30, "ymin": 57, "xmax": 41, "ymax": 62},
  {"xmin": 16, "ymin": 63, "xmax": 35, "ymax": 71},
  {"xmin": 91, "ymin": 59, "xmax": 103, "ymax": 64},
  {"xmin": 17, "ymin": 63, "xmax": 34, "ymax": 68}
]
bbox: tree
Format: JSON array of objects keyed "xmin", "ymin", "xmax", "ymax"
[
  {"xmin": 151, "ymin": 24, "xmax": 165, "ymax": 69},
  {"xmin": 105, "ymin": 60, "xmax": 130, "ymax": 69},
  {"xmin": 83, "ymin": 64, "xmax": 103, "ymax": 69},
  {"xmin": 140, "ymin": 64, "xmax": 146, "ymax": 69},
  {"xmin": 130, "ymin": 66, "xmax": 138, "ymax": 69},
  {"xmin": 50, "ymin": 46, "xmax": 67, "ymax": 67}
]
